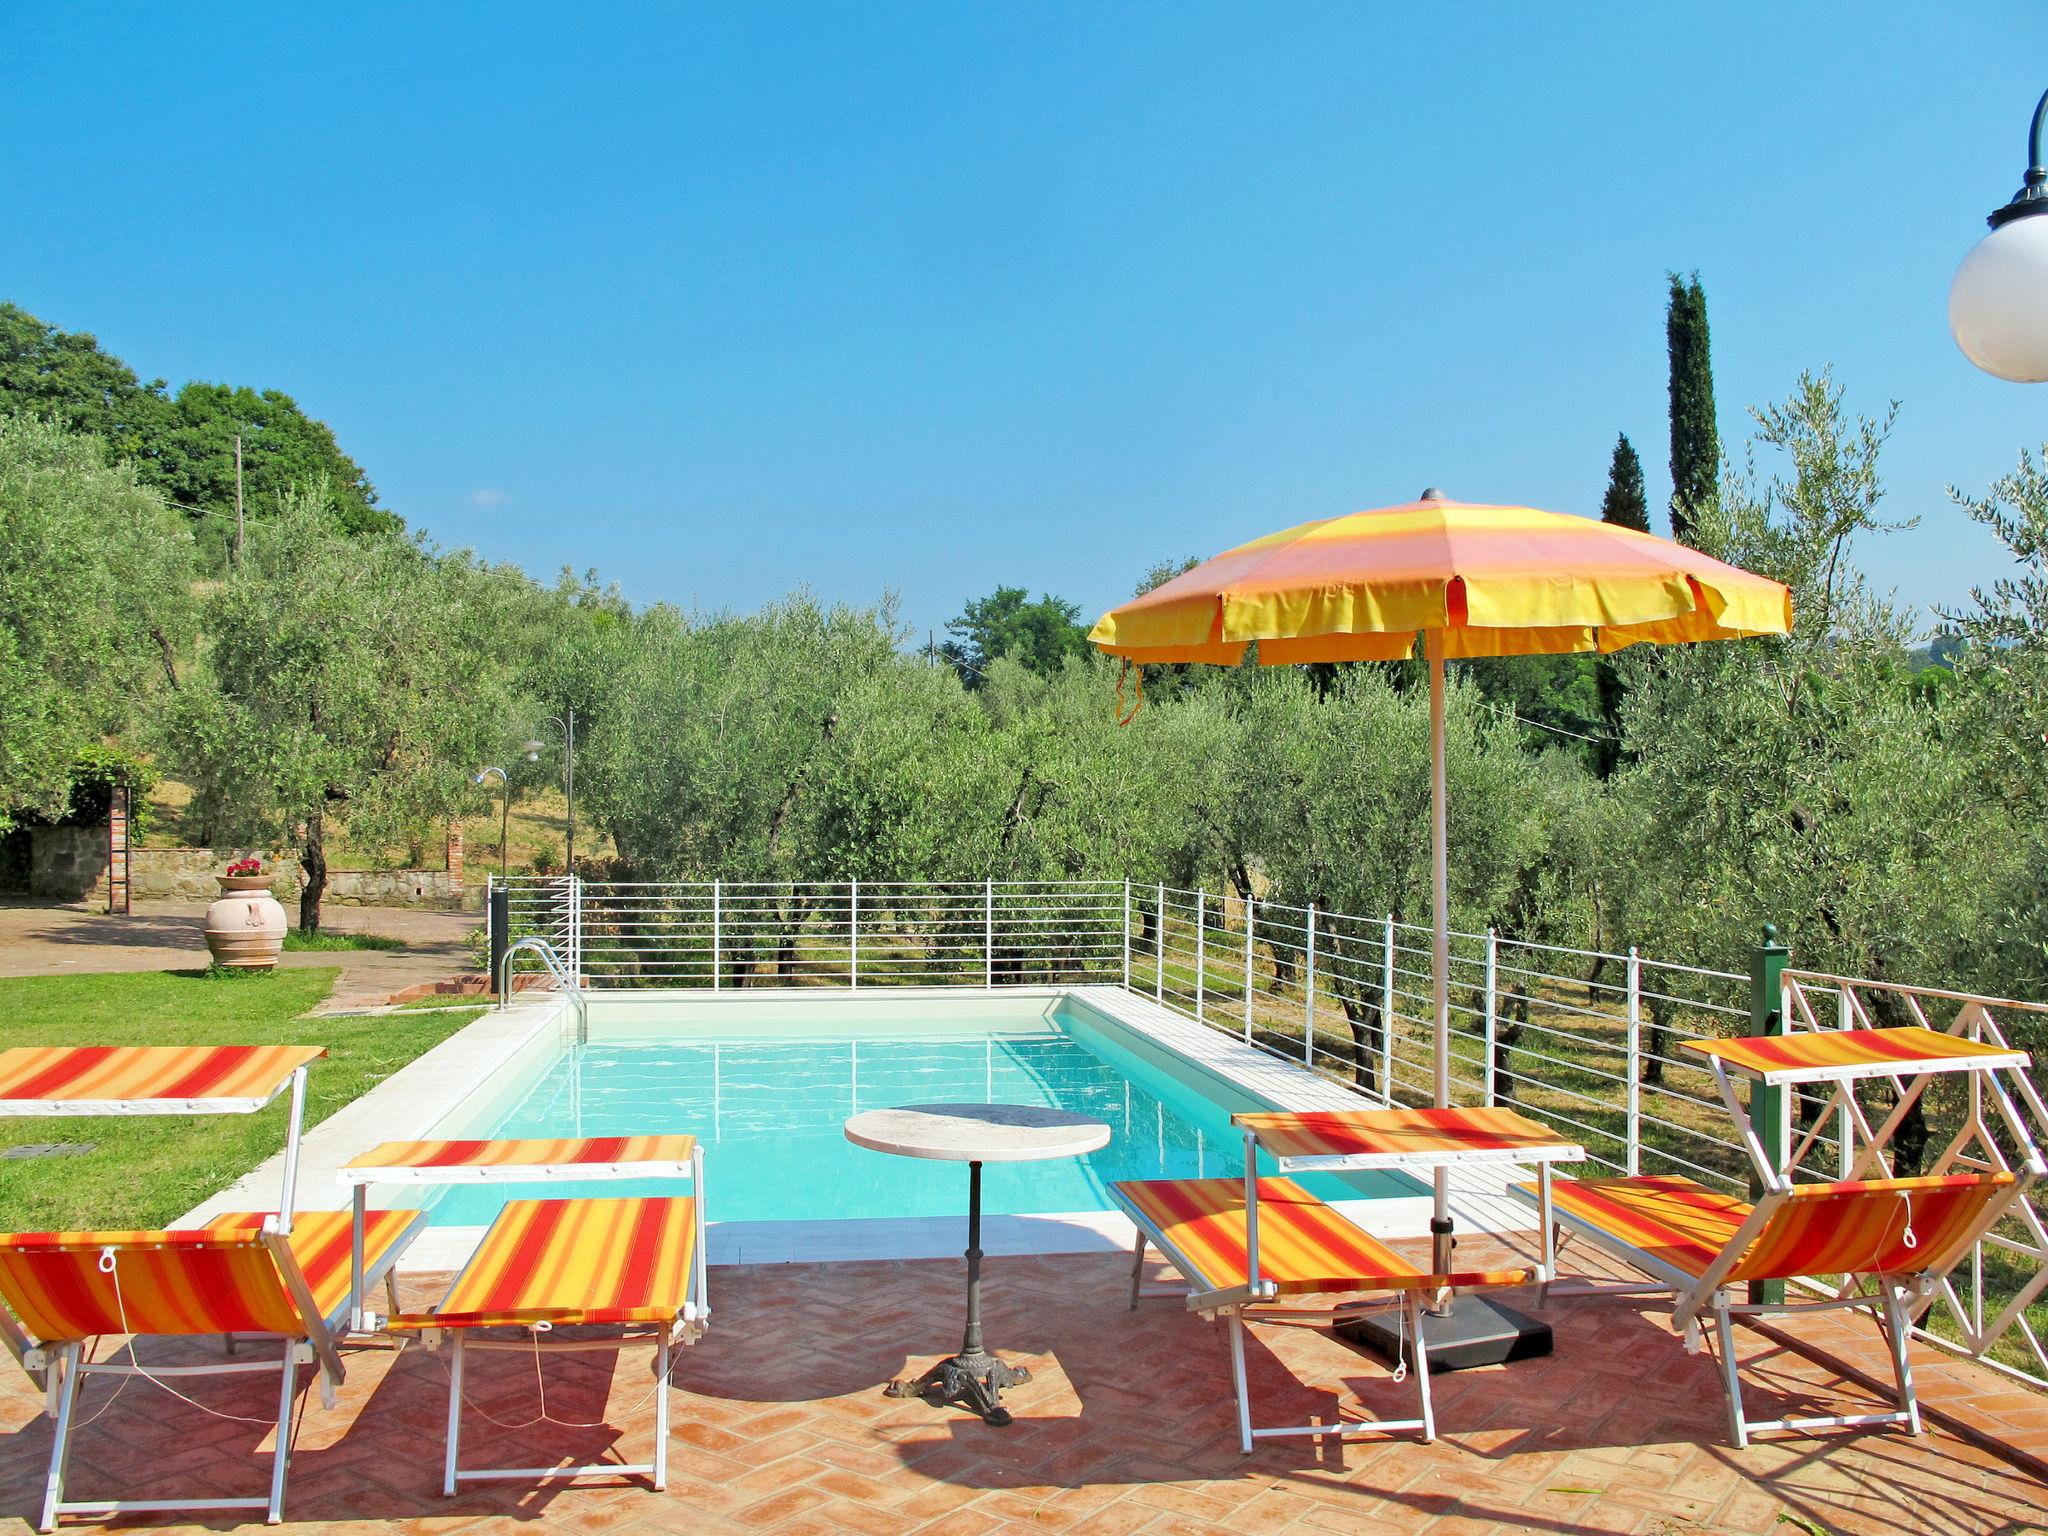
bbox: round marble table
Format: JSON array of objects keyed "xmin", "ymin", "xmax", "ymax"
[{"xmin": 845, "ymin": 1103, "xmax": 1111, "ymax": 1425}]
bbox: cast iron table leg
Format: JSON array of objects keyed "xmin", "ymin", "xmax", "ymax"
[{"xmin": 886, "ymin": 1160, "xmax": 1029, "ymax": 1425}]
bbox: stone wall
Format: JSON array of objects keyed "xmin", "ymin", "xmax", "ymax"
[
  {"xmin": 130, "ymin": 848, "xmax": 291, "ymax": 902},
  {"xmin": 325, "ymin": 868, "xmax": 468, "ymax": 908},
  {"xmin": 111, "ymin": 823, "xmax": 479, "ymax": 910},
  {"xmin": 29, "ymin": 825, "xmax": 109, "ymax": 901}
]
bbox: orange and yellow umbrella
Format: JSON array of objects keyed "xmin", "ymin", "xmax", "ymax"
[
  {"xmin": 1089, "ymin": 491, "xmax": 1792, "ymax": 1267},
  {"xmin": 1089, "ymin": 494, "xmax": 1791, "ymax": 667}
]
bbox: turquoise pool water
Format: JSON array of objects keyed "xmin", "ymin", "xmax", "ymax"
[{"xmin": 427, "ymin": 1004, "xmax": 1409, "ymax": 1226}]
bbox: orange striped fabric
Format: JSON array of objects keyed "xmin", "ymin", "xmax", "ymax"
[
  {"xmin": 1538, "ymin": 1172, "xmax": 2016, "ymax": 1284},
  {"xmin": 344, "ymin": 1134, "xmax": 696, "ymax": 1174},
  {"xmin": 0, "ymin": 1045, "xmax": 325, "ymax": 1108},
  {"xmin": 0, "ymin": 1210, "xmax": 424, "ymax": 1345},
  {"xmin": 1680, "ymin": 1027, "xmax": 2024, "ymax": 1080},
  {"xmin": 1233, "ymin": 1106, "xmax": 1568, "ymax": 1162},
  {"xmin": 1727, "ymin": 1174, "xmax": 2015, "ymax": 1282},
  {"xmin": 1087, "ymin": 499, "xmax": 1793, "ymax": 665},
  {"xmin": 1115, "ymin": 1177, "xmax": 1526, "ymax": 1295},
  {"xmin": 1540, "ymin": 1176, "xmax": 1751, "ymax": 1277},
  {"xmin": 204, "ymin": 1209, "xmax": 424, "ymax": 1322},
  {"xmin": 386, "ymin": 1197, "xmax": 696, "ymax": 1331},
  {"xmin": 0, "ymin": 1230, "xmax": 305, "ymax": 1340}
]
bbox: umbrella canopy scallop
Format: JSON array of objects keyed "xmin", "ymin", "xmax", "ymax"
[{"xmin": 1087, "ymin": 498, "xmax": 1793, "ymax": 664}]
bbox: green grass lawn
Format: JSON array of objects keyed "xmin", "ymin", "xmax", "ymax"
[
  {"xmin": 0, "ymin": 968, "xmax": 473, "ymax": 1231},
  {"xmin": 396, "ymin": 993, "xmax": 490, "ymax": 1017},
  {"xmin": 281, "ymin": 929, "xmax": 406, "ymax": 952}
]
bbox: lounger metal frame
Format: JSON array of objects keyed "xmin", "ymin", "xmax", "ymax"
[
  {"xmin": 434, "ymin": 1312, "xmax": 700, "ymax": 1495},
  {"xmin": 1112, "ymin": 1176, "xmax": 1477, "ymax": 1452},
  {"xmin": 409, "ymin": 1145, "xmax": 710, "ymax": 1495},
  {"xmin": 16, "ymin": 1215, "xmax": 420, "ymax": 1531},
  {"xmin": 1523, "ymin": 1175, "xmax": 2031, "ymax": 1447}
]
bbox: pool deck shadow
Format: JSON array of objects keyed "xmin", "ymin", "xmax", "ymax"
[{"xmin": 4, "ymin": 1246, "xmax": 2041, "ymax": 1536}]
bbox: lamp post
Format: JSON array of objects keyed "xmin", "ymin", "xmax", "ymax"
[
  {"xmin": 525, "ymin": 704, "xmax": 576, "ymax": 874},
  {"xmin": 1951, "ymin": 87, "xmax": 2048, "ymax": 382},
  {"xmin": 472, "ymin": 767, "xmax": 510, "ymax": 881}
]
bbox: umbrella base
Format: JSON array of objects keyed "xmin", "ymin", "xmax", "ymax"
[{"xmin": 1338, "ymin": 1293, "xmax": 1551, "ymax": 1373}]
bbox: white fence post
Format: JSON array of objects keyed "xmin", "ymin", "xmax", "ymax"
[
  {"xmin": 711, "ymin": 880, "xmax": 722, "ymax": 990},
  {"xmin": 1195, "ymin": 889, "xmax": 1205, "ymax": 1023},
  {"xmin": 1155, "ymin": 883, "xmax": 1165, "ymax": 1001},
  {"xmin": 1243, "ymin": 897, "xmax": 1255, "ymax": 1043},
  {"xmin": 1836, "ymin": 983, "xmax": 1855, "ymax": 1177},
  {"xmin": 985, "ymin": 880, "xmax": 995, "ymax": 989},
  {"xmin": 1304, "ymin": 904, "xmax": 1317, "ymax": 1066},
  {"xmin": 1482, "ymin": 927, "xmax": 1498, "ymax": 1107},
  {"xmin": 1380, "ymin": 914, "xmax": 1395, "ymax": 1097},
  {"xmin": 569, "ymin": 874, "xmax": 583, "ymax": 983},
  {"xmin": 1626, "ymin": 945, "xmax": 1642, "ymax": 1175},
  {"xmin": 850, "ymin": 879, "xmax": 860, "ymax": 990},
  {"xmin": 1121, "ymin": 880, "xmax": 1131, "ymax": 991}
]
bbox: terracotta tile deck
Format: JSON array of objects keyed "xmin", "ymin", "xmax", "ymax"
[{"xmin": 3, "ymin": 1250, "xmax": 2044, "ymax": 1536}]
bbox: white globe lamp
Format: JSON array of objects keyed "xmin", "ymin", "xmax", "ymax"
[{"xmin": 1951, "ymin": 89, "xmax": 2048, "ymax": 382}]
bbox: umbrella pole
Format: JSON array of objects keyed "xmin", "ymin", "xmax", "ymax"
[{"xmin": 1427, "ymin": 628, "xmax": 1454, "ymax": 1278}]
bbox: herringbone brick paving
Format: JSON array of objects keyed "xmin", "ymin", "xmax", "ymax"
[{"xmin": 2, "ymin": 1249, "xmax": 2043, "ymax": 1536}]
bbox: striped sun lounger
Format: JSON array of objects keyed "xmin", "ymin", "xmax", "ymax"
[
  {"xmin": 1111, "ymin": 1176, "xmax": 1527, "ymax": 1451},
  {"xmin": 1519, "ymin": 1170, "xmax": 2023, "ymax": 1446},
  {"xmin": 0, "ymin": 1208, "xmax": 423, "ymax": 1530},
  {"xmin": 387, "ymin": 1194, "xmax": 708, "ymax": 1495},
  {"xmin": 0, "ymin": 1045, "xmax": 328, "ymax": 1115}
]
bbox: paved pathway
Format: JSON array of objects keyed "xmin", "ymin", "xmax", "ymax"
[
  {"xmin": 0, "ymin": 898, "xmax": 479, "ymax": 1010},
  {"xmin": 0, "ymin": 1247, "xmax": 2038, "ymax": 1536}
]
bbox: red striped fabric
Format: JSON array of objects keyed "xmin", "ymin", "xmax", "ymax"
[
  {"xmin": 1730, "ymin": 1174, "xmax": 2015, "ymax": 1282},
  {"xmin": 0, "ymin": 1208, "xmax": 425, "ymax": 1343},
  {"xmin": 0, "ymin": 1230, "xmax": 304, "ymax": 1339},
  {"xmin": 344, "ymin": 1134, "xmax": 695, "ymax": 1173},
  {"xmin": 1680, "ymin": 1027, "xmax": 2022, "ymax": 1079},
  {"xmin": 1539, "ymin": 1171, "xmax": 2016, "ymax": 1284},
  {"xmin": 1117, "ymin": 1176, "xmax": 1526, "ymax": 1295},
  {"xmin": 1541, "ymin": 1176, "xmax": 1748, "ymax": 1277},
  {"xmin": 0, "ymin": 1045, "xmax": 325, "ymax": 1107},
  {"xmin": 1235, "ymin": 1106, "xmax": 1570, "ymax": 1162},
  {"xmin": 205, "ymin": 1209, "xmax": 423, "ymax": 1321},
  {"xmin": 386, "ymin": 1196, "xmax": 696, "ymax": 1331}
]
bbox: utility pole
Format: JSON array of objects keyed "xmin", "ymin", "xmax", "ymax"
[{"xmin": 233, "ymin": 434, "xmax": 245, "ymax": 564}]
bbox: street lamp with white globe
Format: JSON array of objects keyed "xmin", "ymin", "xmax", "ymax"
[{"xmin": 1950, "ymin": 88, "xmax": 2048, "ymax": 382}]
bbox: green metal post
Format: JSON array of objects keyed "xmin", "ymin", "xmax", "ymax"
[{"xmin": 1747, "ymin": 923, "xmax": 1790, "ymax": 1305}]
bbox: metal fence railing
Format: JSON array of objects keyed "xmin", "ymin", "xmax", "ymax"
[{"xmin": 485, "ymin": 874, "xmax": 2047, "ymax": 1389}]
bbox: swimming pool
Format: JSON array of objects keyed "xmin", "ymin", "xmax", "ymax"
[{"xmin": 424, "ymin": 995, "xmax": 1413, "ymax": 1227}]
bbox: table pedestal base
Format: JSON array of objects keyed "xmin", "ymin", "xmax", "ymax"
[
  {"xmin": 886, "ymin": 1158, "xmax": 1036, "ymax": 1425},
  {"xmin": 887, "ymin": 1350, "xmax": 1030, "ymax": 1426}
]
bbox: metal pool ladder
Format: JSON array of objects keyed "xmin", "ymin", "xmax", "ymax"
[{"xmin": 498, "ymin": 936, "xmax": 589, "ymax": 1044}]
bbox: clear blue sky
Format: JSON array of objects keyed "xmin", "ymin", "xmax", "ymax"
[{"xmin": 8, "ymin": 3, "xmax": 2044, "ymax": 640}]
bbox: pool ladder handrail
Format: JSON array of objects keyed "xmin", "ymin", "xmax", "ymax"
[{"xmin": 498, "ymin": 936, "xmax": 589, "ymax": 1043}]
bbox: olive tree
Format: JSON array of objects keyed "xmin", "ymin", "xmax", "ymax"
[
  {"xmin": 167, "ymin": 490, "xmax": 513, "ymax": 930},
  {"xmin": 1942, "ymin": 446, "xmax": 2048, "ymax": 1003},
  {"xmin": 0, "ymin": 415, "xmax": 191, "ymax": 828}
]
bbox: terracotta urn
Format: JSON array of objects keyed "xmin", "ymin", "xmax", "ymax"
[{"xmin": 204, "ymin": 874, "xmax": 288, "ymax": 969}]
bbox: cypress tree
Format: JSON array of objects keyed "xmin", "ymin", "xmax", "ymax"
[
  {"xmin": 1599, "ymin": 432, "xmax": 1649, "ymax": 534},
  {"xmin": 1594, "ymin": 433, "xmax": 1647, "ymax": 776},
  {"xmin": 1665, "ymin": 272, "xmax": 1718, "ymax": 546}
]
